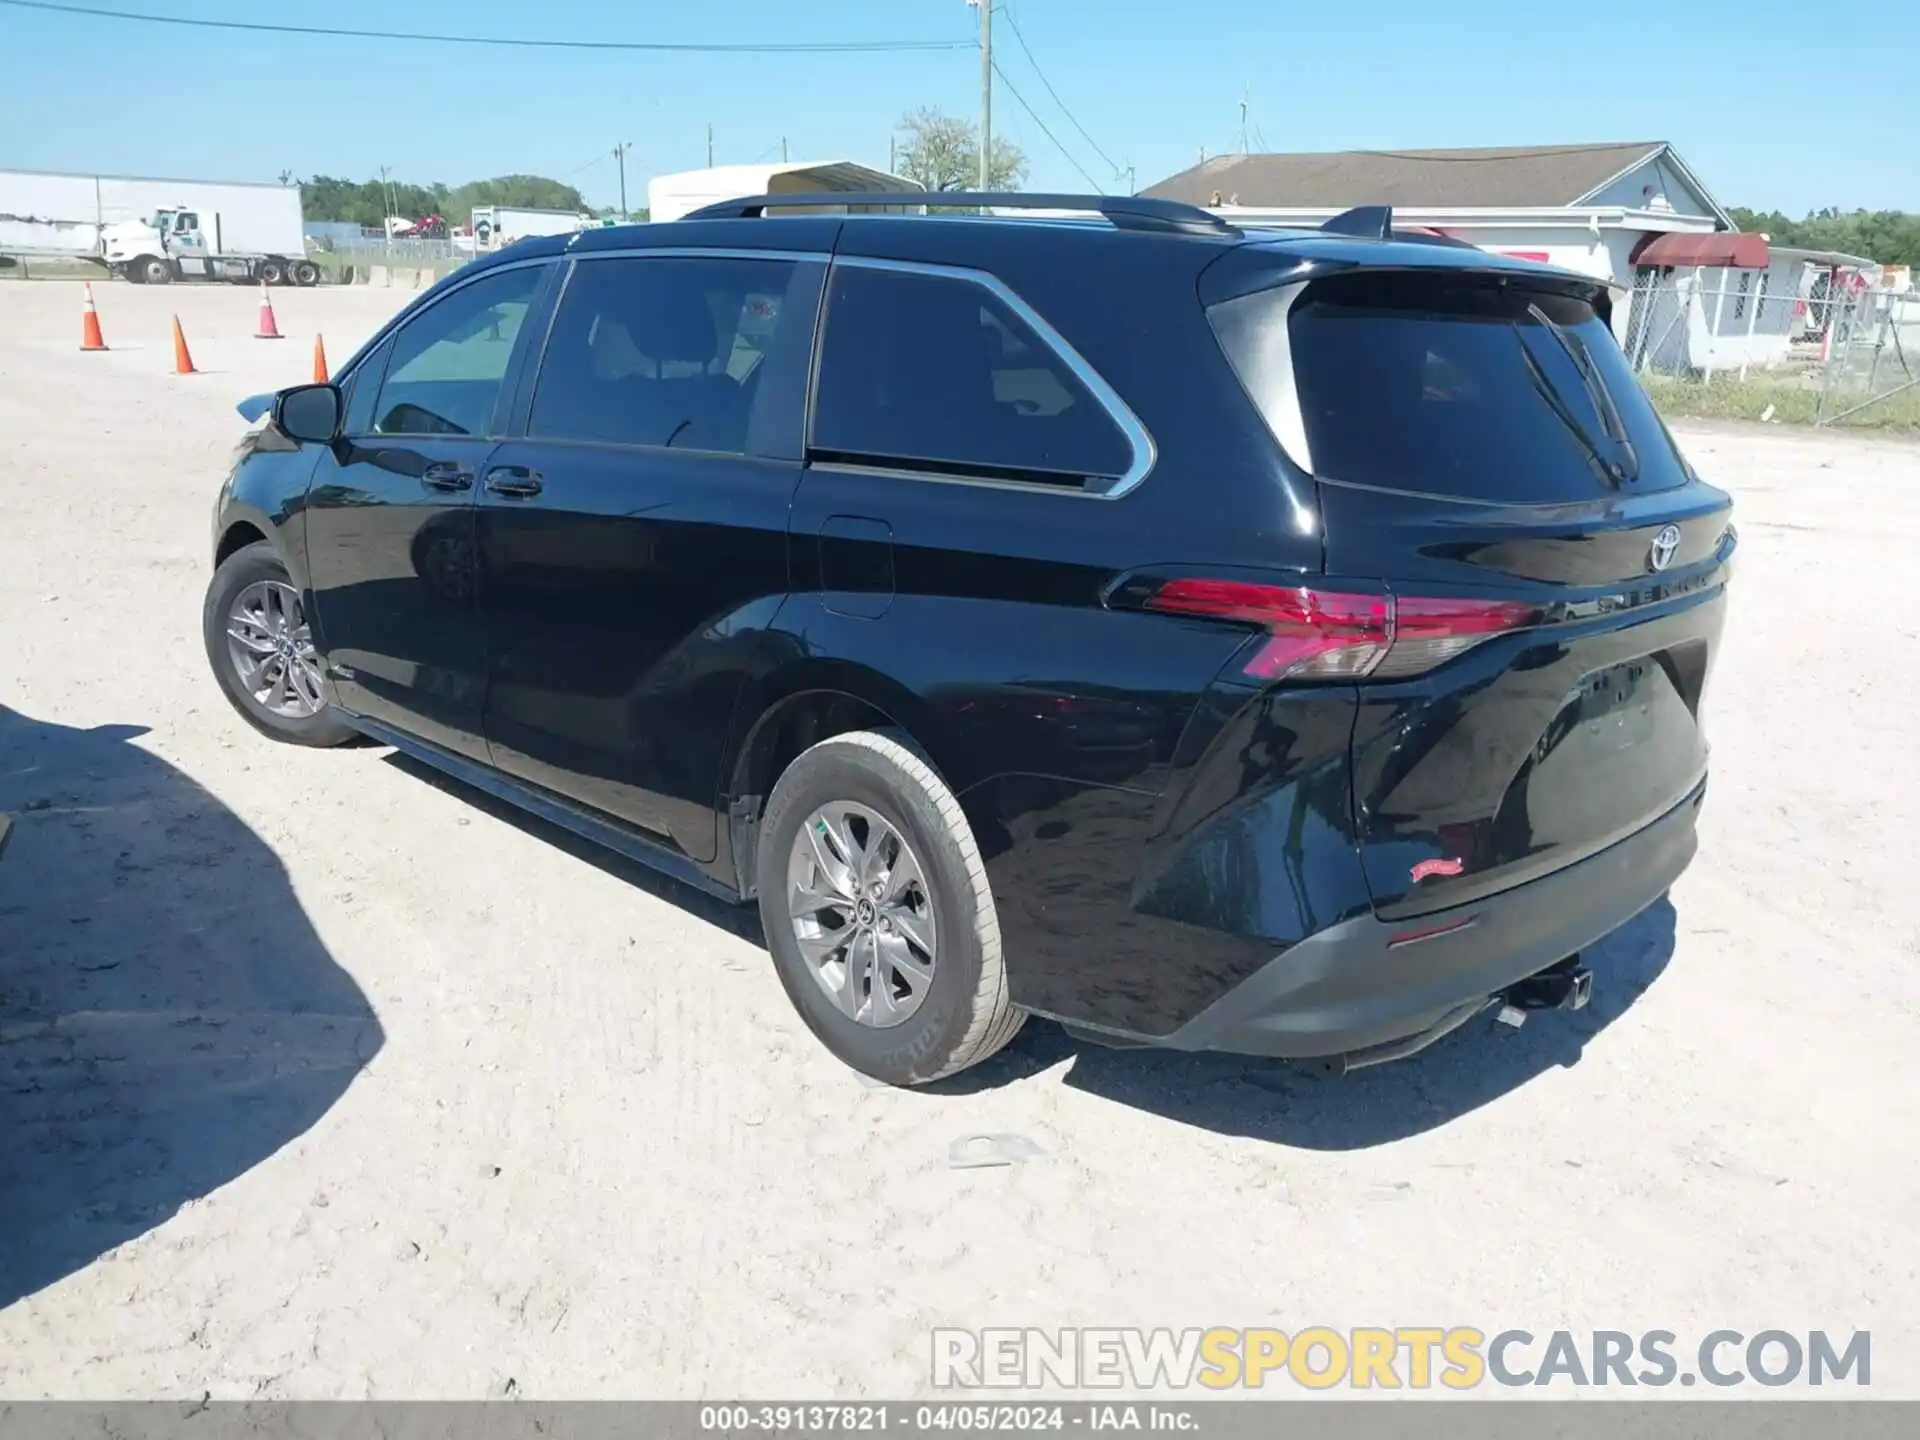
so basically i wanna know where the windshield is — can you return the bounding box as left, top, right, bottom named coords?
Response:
left=1211, top=271, right=1691, bottom=502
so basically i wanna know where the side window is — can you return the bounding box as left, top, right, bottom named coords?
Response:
left=811, top=264, right=1133, bottom=487
left=528, top=254, right=815, bottom=456
left=371, top=264, right=546, bottom=438
left=340, top=336, right=392, bottom=436
left=176, top=213, right=198, bottom=233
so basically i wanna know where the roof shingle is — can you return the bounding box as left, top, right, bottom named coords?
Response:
left=1142, top=142, right=1667, bottom=209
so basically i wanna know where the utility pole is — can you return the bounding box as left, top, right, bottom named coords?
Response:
left=976, top=0, right=992, bottom=190
left=781, top=136, right=788, bottom=164
left=1239, top=86, right=1249, bottom=154
left=707, top=123, right=714, bottom=168
left=613, top=141, right=630, bottom=221
left=1124, top=162, right=1136, bottom=196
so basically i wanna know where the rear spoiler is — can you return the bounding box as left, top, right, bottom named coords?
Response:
left=1322, top=204, right=1480, bottom=250
left=1200, top=240, right=1624, bottom=310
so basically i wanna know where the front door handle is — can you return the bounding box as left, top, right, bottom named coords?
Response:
left=484, top=465, right=544, bottom=499
left=420, top=462, right=473, bottom=492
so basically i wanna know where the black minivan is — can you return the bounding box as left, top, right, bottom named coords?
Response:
left=204, top=194, right=1732, bottom=1085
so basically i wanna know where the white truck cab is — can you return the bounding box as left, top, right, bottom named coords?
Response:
left=104, top=205, right=316, bottom=286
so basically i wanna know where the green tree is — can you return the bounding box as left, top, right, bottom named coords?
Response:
left=301, top=173, right=586, bottom=230
left=448, top=175, right=589, bottom=219
left=1729, top=205, right=1920, bottom=269
left=893, top=107, right=1026, bottom=191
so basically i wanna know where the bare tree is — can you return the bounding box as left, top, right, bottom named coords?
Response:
left=894, top=107, right=1026, bottom=191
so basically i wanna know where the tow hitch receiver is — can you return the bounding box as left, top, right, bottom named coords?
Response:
left=1500, top=956, right=1593, bottom=1013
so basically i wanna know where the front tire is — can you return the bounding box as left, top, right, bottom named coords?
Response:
left=202, top=541, right=355, bottom=747
left=757, top=731, right=1023, bottom=1085
left=139, top=256, right=172, bottom=285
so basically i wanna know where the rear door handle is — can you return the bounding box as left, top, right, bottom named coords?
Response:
left=420, top=462, right=473, bottom=492
left=484, top=466, right=544, bottom=498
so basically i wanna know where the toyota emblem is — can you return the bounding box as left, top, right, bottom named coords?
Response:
left=1648, top=524, right=1681, bottom=572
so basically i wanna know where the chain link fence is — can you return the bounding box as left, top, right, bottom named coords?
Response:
left=303, top=232, right=471, bottom=286
left=1623, top=265, right=1918, bottom=428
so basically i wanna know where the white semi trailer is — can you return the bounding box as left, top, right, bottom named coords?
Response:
left=0, top=169, right=314, bottom=284
left=469, top=205, right=592, bottom=252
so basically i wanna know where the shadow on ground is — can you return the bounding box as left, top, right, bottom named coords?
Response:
left=949, top=898, right=1679, bottom=1147
left=380, top=751, right=765, bottom=946
left=0, top=705, right=382, bottom=1309
left=377, top=746, right=1674, bottom=1150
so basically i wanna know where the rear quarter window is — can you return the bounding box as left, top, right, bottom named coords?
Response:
left=811, top=263, right=1135, bottom=489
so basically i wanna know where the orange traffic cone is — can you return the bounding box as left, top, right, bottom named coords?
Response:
left=80, top=282, right=108, bottom=351
left=312, top=334, right=328, bottom=383
left=255, top=280, right=283, bottom=339
left=171, top=315, right=197, bottom=375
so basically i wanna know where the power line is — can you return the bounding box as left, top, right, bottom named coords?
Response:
left=989, top=60, right=1102, bottom=193
left=561, top=151, right=614, bottom=181
left=0, top=0, right=974, bottom=51
left=999, top=6, right=1120, bottom=178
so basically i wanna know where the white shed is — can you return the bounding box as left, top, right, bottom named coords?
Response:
left=647, top=161, right=917, bottom=224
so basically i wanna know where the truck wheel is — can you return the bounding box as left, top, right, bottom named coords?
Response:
left=138, top=256, right=171, bottom=285
left=257, top=259, right=287, bottom=286
left=757, top=730, right=1023, bottom=1086
left=290, top=260, right=321, bottom=287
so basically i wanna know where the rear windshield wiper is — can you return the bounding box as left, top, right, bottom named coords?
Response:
left=1527, top=302, right=1640, bottom=482
left=1510, top=329, right=1627, bottom=488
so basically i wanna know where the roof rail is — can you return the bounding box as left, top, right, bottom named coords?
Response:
left=1321, top=205, right=1393, bottom=240
left=682, top=191, right=1241, bottom=238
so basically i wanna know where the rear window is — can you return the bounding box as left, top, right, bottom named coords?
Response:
left=1211, top=271, right=1690, bottom=501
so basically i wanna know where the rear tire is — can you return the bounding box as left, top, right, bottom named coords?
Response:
left=202, top=541, right=356, bottom=748
left=256, top=259, right=287, bottom=286
left=290, top=259, right=321, bottom=287
left=757, top=730, right=1023, bottom=1085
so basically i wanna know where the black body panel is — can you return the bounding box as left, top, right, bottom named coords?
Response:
left=1321, top=479, right=1733, bottom=917
left=476, top=442, right=801, bottom=861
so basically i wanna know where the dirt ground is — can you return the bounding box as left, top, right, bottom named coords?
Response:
left=1, top=278, right=1916, bottom=1399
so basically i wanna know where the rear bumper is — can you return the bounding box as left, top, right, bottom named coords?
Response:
left=1157, top=779, right=1704, bottom=1061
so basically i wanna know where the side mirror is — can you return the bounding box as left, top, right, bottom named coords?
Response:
left=274, top=383, right=343, bottom=445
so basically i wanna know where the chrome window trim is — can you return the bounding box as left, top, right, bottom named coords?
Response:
left=808, top=458, right=1115, bottom=501
left=821, top=255, right=1158, bottom=499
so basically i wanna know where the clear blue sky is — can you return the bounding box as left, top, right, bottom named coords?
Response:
left=0, top=0, right=1912, bottom=217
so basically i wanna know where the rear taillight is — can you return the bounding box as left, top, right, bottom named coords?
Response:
left=1142, top=580, right=1536, bottom=683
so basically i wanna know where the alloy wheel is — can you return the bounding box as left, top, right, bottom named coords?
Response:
left=787, top=801, right=938, bottom=1028
left=226, top=580, right=325, bottom=718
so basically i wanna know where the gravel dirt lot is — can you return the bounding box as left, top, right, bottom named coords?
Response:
left=1, top=278, right=1916, bottom=1399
